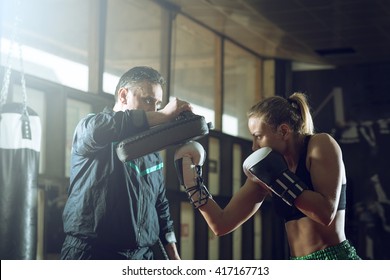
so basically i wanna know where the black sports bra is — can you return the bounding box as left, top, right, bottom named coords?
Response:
left=272, top=135, right=347, bottom=222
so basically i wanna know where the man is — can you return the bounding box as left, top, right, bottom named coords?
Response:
left=61, top=66, right=190, bottom=259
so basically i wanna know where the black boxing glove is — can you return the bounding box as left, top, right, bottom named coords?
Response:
left=243, top=147, right=307, bottom=206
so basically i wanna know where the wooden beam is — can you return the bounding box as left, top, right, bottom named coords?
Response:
left=88, top=0, right=106, bottom=94
left=214, top=36, right=223, bottom=130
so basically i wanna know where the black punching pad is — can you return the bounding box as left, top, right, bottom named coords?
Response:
left=0, top=103, right=41, bottom=259
left=116, top=111, right=211, bottom=162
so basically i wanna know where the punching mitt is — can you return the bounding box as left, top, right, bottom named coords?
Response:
left=174, top=141, right=212, bottom=208
left=116, top=111, right=212, bottom=162
left=243, top=147, right=307, bottom=206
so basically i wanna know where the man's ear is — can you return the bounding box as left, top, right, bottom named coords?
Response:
left=118, top=87, right=128, bottom=104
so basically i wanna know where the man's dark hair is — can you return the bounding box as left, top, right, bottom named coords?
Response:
left=114, top=66, right=166, bottom=102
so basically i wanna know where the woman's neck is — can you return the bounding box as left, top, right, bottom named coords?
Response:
left=284, top=134, right=306, bottom=170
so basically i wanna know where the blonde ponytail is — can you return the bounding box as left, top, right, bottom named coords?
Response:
left=287, top=92, right=314, bottom=134
left=248, top=92, right=314, bottom=135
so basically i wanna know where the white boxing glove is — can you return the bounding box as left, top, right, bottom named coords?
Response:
left=174, top=141, right=211, bottom=208
left=174, top=141, right=206, bottom=189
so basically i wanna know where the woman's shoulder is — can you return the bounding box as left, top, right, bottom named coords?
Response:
left=308, top=133, right=341, bottom=153
left=309, top=132, right=337, bottom=143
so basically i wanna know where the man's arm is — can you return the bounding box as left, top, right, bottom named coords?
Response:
left=164, top=242, right=181, bottom=260
left=145, top=97, right=192, bottom=127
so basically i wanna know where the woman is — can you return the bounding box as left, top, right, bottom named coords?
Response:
left=174, top=92, right=360, bottom=259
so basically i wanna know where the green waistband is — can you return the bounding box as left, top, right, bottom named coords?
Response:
left=290, top=240, right=361, bottom=260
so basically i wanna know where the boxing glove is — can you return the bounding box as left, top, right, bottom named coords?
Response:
left=174, top=141, right=212, bottom=208
left=243, top=147, right=307, bottom=206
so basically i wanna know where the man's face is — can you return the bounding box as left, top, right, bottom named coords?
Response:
left=125, top=80, right=163, bottom=112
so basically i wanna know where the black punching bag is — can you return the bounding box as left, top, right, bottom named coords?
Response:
left=0, top=102, right=41, bottom=259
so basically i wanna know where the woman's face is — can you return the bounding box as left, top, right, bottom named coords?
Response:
left=248, top=116, right=284, bottom=152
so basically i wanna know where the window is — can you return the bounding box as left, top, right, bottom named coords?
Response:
left=171, top=15, right=217, bottom=126
left=1, top=0, right=89, bottom=91
left=103, top=0, right=164, bottom=94
left=223, top=41, right=260, bottom=140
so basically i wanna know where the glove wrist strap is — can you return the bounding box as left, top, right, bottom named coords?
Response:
left=270, top=170, right=307, bottom=206
left=186, top=184, right=212, bottom=208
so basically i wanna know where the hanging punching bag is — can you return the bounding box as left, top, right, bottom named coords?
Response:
left=0, top=102, right=41, bottom=259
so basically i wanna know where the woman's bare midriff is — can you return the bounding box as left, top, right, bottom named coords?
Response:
left=285, top=210, right=347, bottom=257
